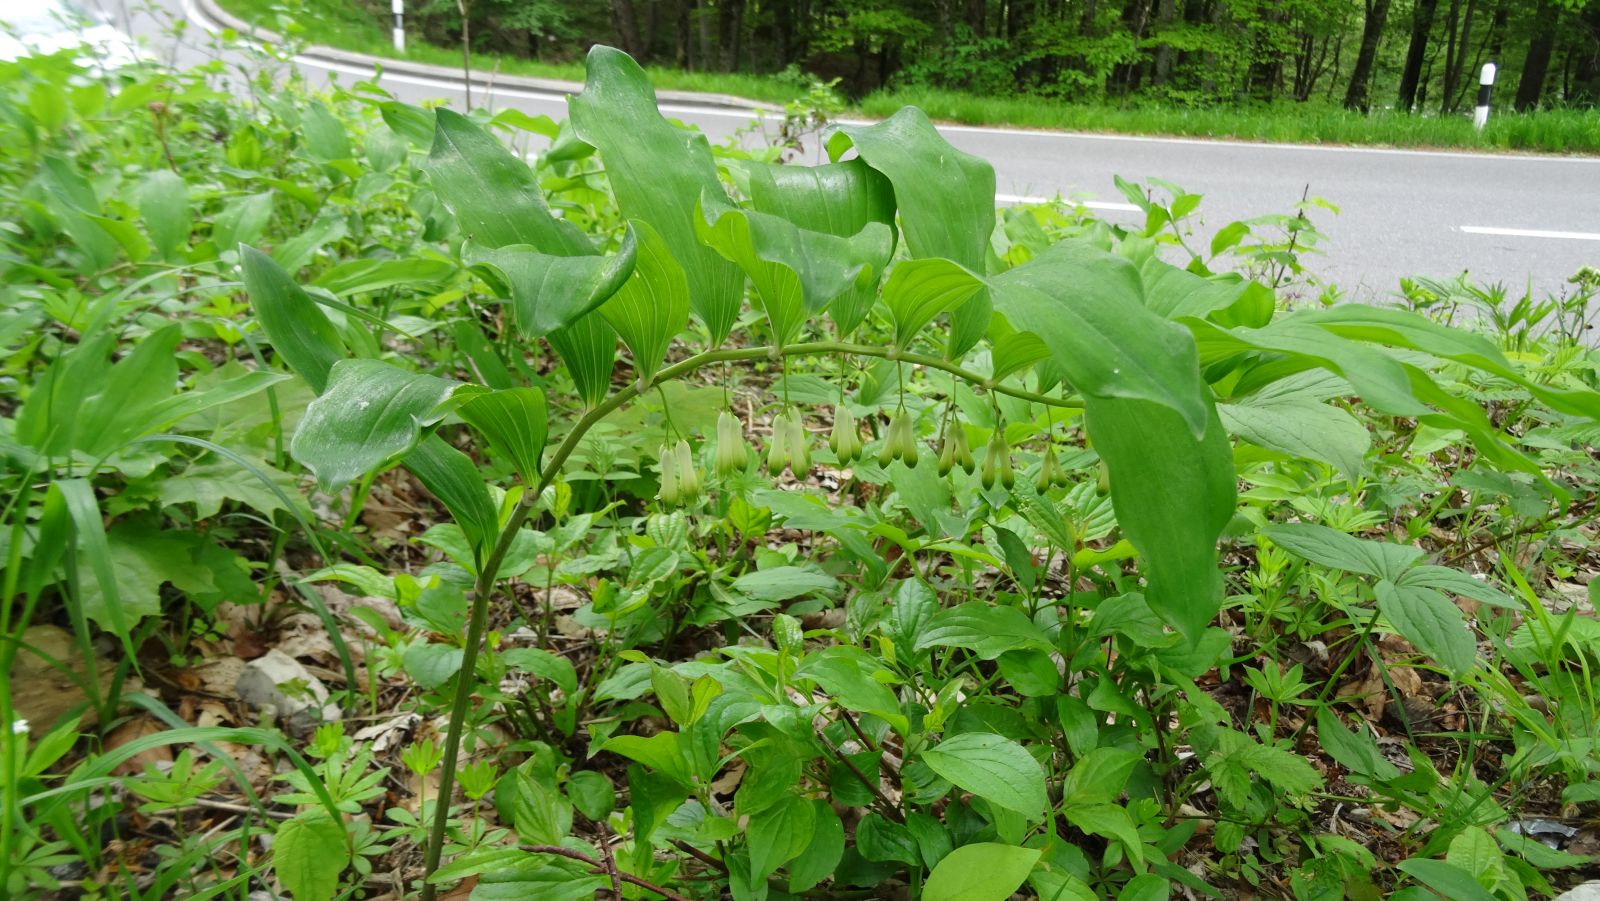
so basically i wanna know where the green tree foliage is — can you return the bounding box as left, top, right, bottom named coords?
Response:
left=387, top=0, right=1598, bottom=111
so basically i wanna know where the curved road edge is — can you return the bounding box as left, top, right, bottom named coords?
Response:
left=183, top=0, right=769, bottom=112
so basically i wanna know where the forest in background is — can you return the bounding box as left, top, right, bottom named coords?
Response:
left=378, top=0, right=1600, bottom=113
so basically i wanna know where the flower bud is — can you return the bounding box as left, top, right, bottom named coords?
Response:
left=657, top=444, right=680, bottom=505
left=890, top=413, right=919, bottom=468
left=937, top=432, right=957, bottom=476
left=786, top=409, right=811, bottom=475
left=715, top=411, right=747, bottom=477
left=675, top=439, right=700, bottom=502
left=767, top=413, right=790, bottom=476
left=1096, top=460, right=1111, bottom=496
left=1036, top=445, right=1061, bottom=493
left=829, top=406, right=862, bottom=464
left=981, top=432, right=1008, bottom=490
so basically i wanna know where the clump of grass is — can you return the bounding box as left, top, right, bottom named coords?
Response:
left=861, top=87, right=1600, bottom=153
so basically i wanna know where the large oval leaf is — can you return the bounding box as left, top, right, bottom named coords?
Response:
left=918, top=732, right=1047, bottom=817
left=598, top=219, right=690, bottom=385
left=464, top=230, right=636, bottom=338
left=569, top=46, right=745, bottom=343
left=291, top=359, right=457, bottom=491
left=424, top=108, right=591, bottom=255
left=922, top=843, right=1040, bottom=901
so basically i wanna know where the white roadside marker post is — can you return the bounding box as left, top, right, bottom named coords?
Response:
left=392, top=0, right=405, bottom=53
left=1474, top=62, right=1497, bottom=131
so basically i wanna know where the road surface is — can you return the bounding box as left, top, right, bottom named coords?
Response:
left=122, top=0, right=1600, bottom=302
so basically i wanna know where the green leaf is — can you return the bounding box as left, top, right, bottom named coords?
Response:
left=290, top=359, right=457, bottom=491
left=241, top=245, right=346, bottom=394
left=916, top=601, right=1052, bottom=659
left=60, top=480, right=132, bottom=645
left=456, top=386, right=549, bottom=486
left=402, top=642, right=464, bottom=690
left=1315, top=708, right=1400, bottom=782
left=1062, top=747, right=1141, bottom=805
left=499, top=648, right=578, bottom=695
left=1447, top=827, right=1505, bottom=891
left=424, top=108, right=591, bottom=255
left=302, top=101, right=352, bottom=161
left=922, top=843, right=1040, bottom=901
left=857, top=813, right=920, bottom=865
left=1263, top=522, right=1423, bottom=581
left=788, top=801, right=843, bottom=893
left=795, top=646, right=909, bottom=733
left=404, top=435, right=499, bottom=562
left=991, top=241, right=1208, bottom=435
left=312, top=257, right=458, bottom=296
left=1064, top=803, right=1145, bottom=868
left=510, top=768, right=573, bottom=845
left=1396, top=859, right=1499, bottom=901
left=730, top=566, right=838, bottom=602
left=919, top=732, right=1047, bottom=817
left=1219, top=373, right=1370, bottom=482
left=696, top=196, right=892, bottom=345
left=1117, top=873, right=1170, bottom=901
left=75, top=324, right=181, bottom=455
left=1397, top=566, right=1518, bottom=609
left=271, top=207, right=348, bottom=275
left=1375, top=579, right=1477, bottom=676
left=273, top=813, right=348, bottom=900
left=740, top=158, right=896, bottom=334
left=214, top=192, right=275, bottom=255
left=134, top=169, right=190, bottom=260
left=465, top=232, right=637, bottom=338
left=597, top=219, right=690, bottom=384
left=601, top=732, right=692, bottom=787
left=882, top=258, right=985, bottom=349
left=832, top=107, right=995, bottom=355
left=1085, top=400, right=1235, bottom=639
left=569, top=46, right=745, bottom=342
left=565, top=770, right=615, bottom=821
left=747, top=792, right=816, bottom=882
left=546, top=312, right=618, bottom=409
left=160, top=455, right=306, bottom=519
left=1304, top=304, right=1600, bottom=422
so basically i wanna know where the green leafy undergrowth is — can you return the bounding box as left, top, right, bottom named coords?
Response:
left=3, top=34, right=1600, bottom=901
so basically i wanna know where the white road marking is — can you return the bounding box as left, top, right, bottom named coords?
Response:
left=996, top=193, right=1140, bottom=212
left=1460, top=225, right=1600, bottom=241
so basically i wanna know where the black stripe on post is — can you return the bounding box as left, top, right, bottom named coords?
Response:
left=1477, top=84, right=1493, bottom=107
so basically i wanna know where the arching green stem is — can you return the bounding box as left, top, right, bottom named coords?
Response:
left=418, top=340, right=1081, bottom=898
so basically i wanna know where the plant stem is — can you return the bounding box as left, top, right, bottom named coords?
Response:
left=417, top=498, right=534, bottom=901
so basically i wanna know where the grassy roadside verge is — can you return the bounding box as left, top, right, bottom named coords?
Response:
left=221, top=0, right=1600, bottom=154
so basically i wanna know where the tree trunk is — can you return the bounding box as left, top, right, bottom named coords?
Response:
left=717, top=0, right=745, bottom=72
left=610, top=0, right=644, bottom=59
left=1397, top=0, right=1440, bottom=111
left=676, top=0, right=691, bottom=68
left=1514, top=4, right=1558, bottom=110
left=1151, top=0, right=1176, bottom=86
left=1440, top=0, right=1469, bottom=112
left=1343, top=0, right=1393, bottom=112
left=1573, top=3, right=1600, bottom=105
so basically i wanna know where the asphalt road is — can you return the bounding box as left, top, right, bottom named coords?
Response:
left=125, top=0, right=1600, bottom=302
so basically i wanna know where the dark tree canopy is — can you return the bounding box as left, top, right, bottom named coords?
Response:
left=394, top=0, right=1598, bottom=112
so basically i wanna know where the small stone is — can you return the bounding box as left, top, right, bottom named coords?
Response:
left=235, top=648, right=340, bottom=732
left=1556, top=884, right=1600, bottom=901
